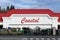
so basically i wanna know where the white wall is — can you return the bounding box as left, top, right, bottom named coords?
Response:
left=2, top=14, right=58, bottom=29
left=0, top=22, right=3, bottom=25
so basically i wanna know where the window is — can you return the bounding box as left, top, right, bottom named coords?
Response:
left=58, top=25, right=60, bottom=29
left=0, top=25, right=3, bottom=29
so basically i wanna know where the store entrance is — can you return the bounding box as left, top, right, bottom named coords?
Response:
left=58, top=25, right=60, bottom=29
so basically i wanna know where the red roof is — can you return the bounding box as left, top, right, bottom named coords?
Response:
left=0, top=9, right=60, bottom=22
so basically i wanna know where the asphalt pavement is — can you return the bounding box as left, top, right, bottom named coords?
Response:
left=0, top=35, right=60, bottom=40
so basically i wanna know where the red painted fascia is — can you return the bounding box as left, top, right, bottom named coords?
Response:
left=0, top=9, right=60, bottom=22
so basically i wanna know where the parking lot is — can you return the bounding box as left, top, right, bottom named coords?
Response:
left=0, top=35, right=60, bottom=40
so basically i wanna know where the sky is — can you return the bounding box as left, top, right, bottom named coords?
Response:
left=0, top=0, right=60, bottom=12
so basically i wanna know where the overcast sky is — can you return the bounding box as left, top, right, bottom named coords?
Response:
left=0, top=0, right=60, bottom=12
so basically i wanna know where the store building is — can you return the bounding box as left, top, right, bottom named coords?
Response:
left=0, top=9, right=60, bottom=29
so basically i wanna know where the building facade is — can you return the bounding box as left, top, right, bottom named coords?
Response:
left=0, top=9, right=60, bottom=30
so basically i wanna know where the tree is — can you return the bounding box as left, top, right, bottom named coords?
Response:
left=2, top=8, right=6, bottom=12
left=0, top=6, right=1, bottom=10
left=0, top=6, right=1, bottom=12
left=10, top=5, right=15, bottom=10
left=6, top=6, right=10, bottom=11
